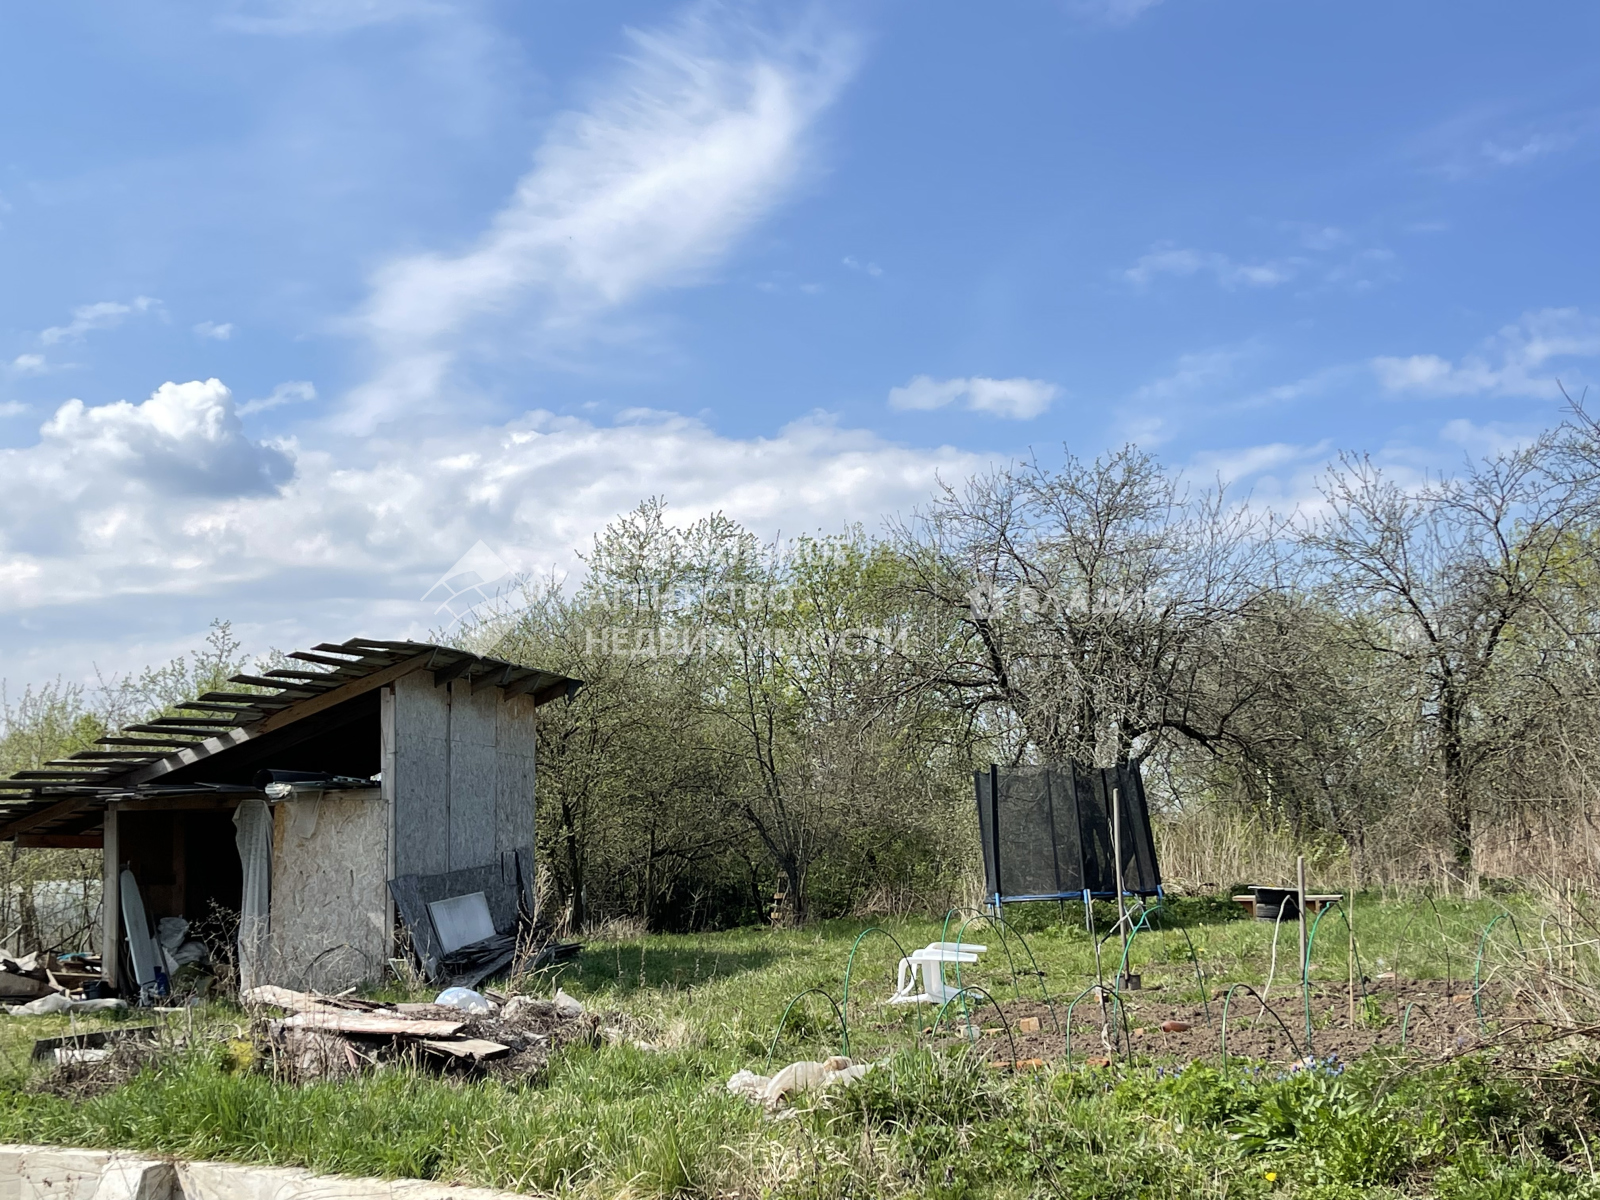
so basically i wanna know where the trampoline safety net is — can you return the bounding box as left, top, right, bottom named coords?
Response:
left=974, top=762, right=1161, bottom=902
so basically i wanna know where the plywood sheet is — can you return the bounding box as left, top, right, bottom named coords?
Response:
left=268, top=790, right=389, bottom=992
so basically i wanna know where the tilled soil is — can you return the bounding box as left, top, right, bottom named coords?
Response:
left=923, top=978, right=1555, bottom=1065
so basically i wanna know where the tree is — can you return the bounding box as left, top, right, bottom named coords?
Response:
left=1302, top=436, right=1598, bottom=873
left=894, top=445, right=1278, bottom=767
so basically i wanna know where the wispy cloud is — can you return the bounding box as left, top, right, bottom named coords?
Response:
left=218, top=0, right=444, bottom=35
left=1124, top=245, right=1299, bottom=289
left=194, top=321, right=235, bottom=341
left=340, top=4, right=859, bottom=431
left=9, top=354, right=48, bottom=376
left=1132, top=348, right=1247, bottom=403
left=888, top=375, right=1058, bottom=419
left=40, top=297, right=162, bottom=346
left=1372, top=308, right=1600, bottom=399
left=1420, top=104, right=1600, bottom=180
left=1066, top=0, right=1166, bottom=26
left=239, top=380, right=317, bottom=415
left=842, top=255, right=882, bottom=277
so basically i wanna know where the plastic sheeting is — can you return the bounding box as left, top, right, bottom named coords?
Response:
left=233, top=798, right=272, bottom=992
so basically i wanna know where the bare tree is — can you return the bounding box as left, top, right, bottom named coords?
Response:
left=894, top=445, right=1279, bottom=767
left=1302, top=435, right=1598, bottom=873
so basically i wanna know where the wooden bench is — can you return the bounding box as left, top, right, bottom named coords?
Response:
left=1231, top=890, right=1342, bottom=920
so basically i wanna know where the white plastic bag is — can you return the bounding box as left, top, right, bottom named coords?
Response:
left=434, top=986, right=494, bottom=1014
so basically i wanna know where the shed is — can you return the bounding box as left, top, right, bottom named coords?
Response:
left=0, top=637, right=578, bottom=994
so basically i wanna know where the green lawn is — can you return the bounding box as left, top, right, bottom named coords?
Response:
left=0, top=894, right=1591, bottom=1199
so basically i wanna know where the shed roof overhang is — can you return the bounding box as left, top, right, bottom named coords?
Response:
left=0, top=637, right=579, bottom=840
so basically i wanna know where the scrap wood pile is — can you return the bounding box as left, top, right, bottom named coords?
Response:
left=1, top=951, right=125, bottom=1015
left=243, top=985, right=599, bottom=1080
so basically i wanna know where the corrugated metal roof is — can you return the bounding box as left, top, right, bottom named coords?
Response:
left=0, top=637, right=578, bottom=837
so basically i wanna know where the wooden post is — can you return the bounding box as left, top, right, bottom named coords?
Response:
left=1347, top=855, right=1356, bottom=1027
left=1112, top=786, right=1129, bottom=983
left=1296, top=854, right=1308, bottom=988
left=101, top=802, right=119, bottom=991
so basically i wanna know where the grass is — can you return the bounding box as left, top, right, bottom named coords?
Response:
left=0, top=893, right=1591, bottom=1199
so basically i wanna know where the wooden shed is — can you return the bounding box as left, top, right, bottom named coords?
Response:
left=0, top=638, right=578, bottom=994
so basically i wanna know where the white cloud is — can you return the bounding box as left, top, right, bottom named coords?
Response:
left=0, top=402, right=26, bottom=418
left=194, top=321, right=235, bottom=341
left=842, top=255, right=882, bottom=277
left=0, top=380, right=979, bottom=616
left=39, top=297, right=161, bottom=346
left=1372, top=308, right=1600, bottom=398
left=341, top=6, right=858, bottom=431
left=1124, top=245, right=1300, bottom=289
left=1132, top=348, right=1245, bottom=404
left=9, top=354, right=47, bottom=375
left=239, top=380, right=317, bottom=416
left=888, top=375, right=1058, bottom=420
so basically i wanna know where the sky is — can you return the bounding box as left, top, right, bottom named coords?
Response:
left=2, top=0, right=1598, bottom=688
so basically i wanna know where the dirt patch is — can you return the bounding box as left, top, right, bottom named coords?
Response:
left=925, top=978, right=1561, bottom=1065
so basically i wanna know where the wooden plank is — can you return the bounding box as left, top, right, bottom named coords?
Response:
left=114, top=796, right=245, bottom=812
left=0, top=796, right=94, bottom=840
left=278, top=1011, right=465, bottom=1038
left=420, top=1038, right=509, bottom=1060
left=252, top=651, right=434, bottom=735
left=18, top=834, right=102, bottom=848
left=531, top=679, right=579, bottom=707
left=228, top=674, right=324, bottom=692
left=432, top=656, right=476, bottom=685
left=98, top=737, right=203, bottom=747
left=293, top=650, right=379, bottom=668
left=243, top=985, right=349, bottom=1013
left=471, top=665, right=517, bottom=695
left=125, top=724, right=234, bottom=738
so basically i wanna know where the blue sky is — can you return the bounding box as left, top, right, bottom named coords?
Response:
left=3, top=0, right=1598, bottom=686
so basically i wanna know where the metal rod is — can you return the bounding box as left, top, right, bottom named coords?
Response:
left=1297, top=854, right=1309, bottom=985
left=989, top=763, right=1002, bottom=912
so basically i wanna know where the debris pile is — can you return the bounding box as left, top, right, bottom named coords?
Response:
left=1, top=950, right=111, bottom=1010
left=245, top=985, right=599, bottom=1080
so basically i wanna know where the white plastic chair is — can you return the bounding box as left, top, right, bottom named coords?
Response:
left=887, top=942, right=988, bottom=1005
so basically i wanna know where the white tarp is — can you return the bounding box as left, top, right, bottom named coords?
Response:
left=233, top=799, right=272, bottom=991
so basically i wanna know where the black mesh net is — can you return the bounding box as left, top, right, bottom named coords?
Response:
left=975, top=762, right=1161, bottom=901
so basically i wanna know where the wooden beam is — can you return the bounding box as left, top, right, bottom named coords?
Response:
left=145, top=716, right=242, bottom=727
left=113, top=795, right=245, bottom=812
left=472, top=664, right=517, bottom=695
left=292, top=650, right=378, bottom=669
left=502, top=670, right=554, bottom=700
left=265, top=668, right=352, bottom=682
left=0, top=796, right=92, bottom=841
left=102, top=802, right=118, bottom=991
left=119, top=651, right=434, bottom=787
left=59, top=752, right=162, bottom=760
left=531, top=679, right=582, bottom=707
left=18, top=834, right=102, bottom=849
left=432, top=655, right=476, bottom=685
left=196, top=691, right=291, bottom=706
left=125, top=724, right=235, bottom=739
left=98, top=737, right=203, bottom=748
left=227, top=674, right=324, bottom=692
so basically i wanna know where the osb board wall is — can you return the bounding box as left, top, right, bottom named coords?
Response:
left=387, top=673, right=537, bottom=879
left=268, top=788, right=389, bottom=991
